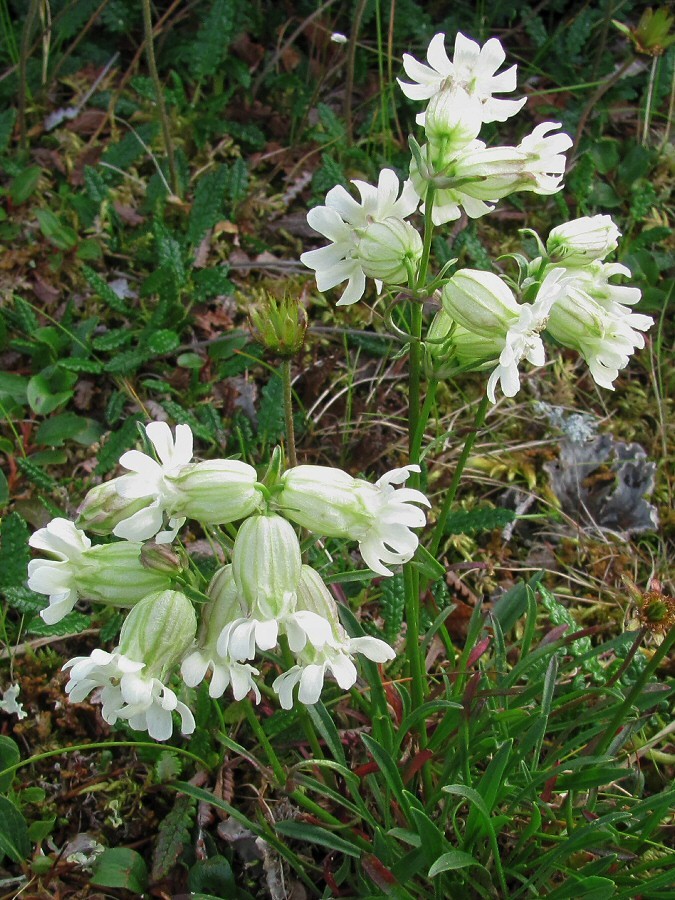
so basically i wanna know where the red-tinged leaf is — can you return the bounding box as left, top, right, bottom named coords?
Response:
left=353, top=761, right=379, bottom=778
left=541, top=772, right=559, bottom=803
left=323, top=853, right=342, bottom=896
left=467, top=635, right=491, bottom=667
left=539, top=624, right=570, bottom=646
left=384, top=681, right=403, bottom=725
left=362, top=853, right=398, bottom=889
left=403, top=749, right=433, bottom=783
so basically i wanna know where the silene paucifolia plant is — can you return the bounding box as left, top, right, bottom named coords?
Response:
left=26, top=30, right=653, bottom=744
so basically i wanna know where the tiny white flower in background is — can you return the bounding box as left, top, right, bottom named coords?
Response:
left=545, top=262, right=652, bottom=390
left=277, top=464, right=430, bottom=577
left=27, top=518, right=171, bottom=624
left=330, top=32, right=348, bottom=44
left=63, top=590, right=197, bottom=741
left=273, top=566, right=395, bottom=709
left=300, top=168, right=419, bottom=306
left=0, top=684, right=27, bottom=720
left=181, top=566, right=261, bottom=703
left=547, top=215, right=621, bottom=265
left=398, top=32, right=526, bottom=124
left=114, top=421, right=194, bottom=543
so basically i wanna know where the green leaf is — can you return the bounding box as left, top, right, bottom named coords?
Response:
left=2, top=586, right=44, bottom=614
left=0, top=796, right=30, bottom=863
left=188, top=855, right=236, bottom=896
left=0, top=736, right=20, bottom=791
left=257, top=372, right=285, bottom=446
left=192, top=266, right=232, bottom=301
left=0, top=512, right=29, bottom=589
left=380, top=574, right=405, bottom=644
left=274, top=820, right=362, bottom=857
left=411, top=544, right=445, bottom=579
left=25, top=611, right=91, bottom=636
left=27, top=818, right=56, bottom=843
left=361, top=734, right=409, bottom=817
left=225, top=156, right=248, bottom=205
left=36, top=413, right=103, bottom=447
left=0, top=469, right=7, bottom=508
left=151, top=793, right=196, bottom=881
left=0, top=371, right=29, bottom=405
left=100, top=122, right=156, bottom=172
left=81, top=265, right=129, bottom=314
left=90, top=847, right=149, bottom=894
left=104, top=347, right=151, bottom=374
left=35, top=209, right=78, bottom=251
left=443, top=506, right=515, bottom=536
left=95, top=415, right=144, bottom=475
left=10, top=166, right=41, bottom=205
left=57, top=357, right=103, bottom=374
left=546, top=876, right=617, bottom=899
left=16, top=456, right=57, bottom=491
left=188, top=165, right=229, bottom=245
left=26, top=373, right=74, bottom=415
left=428, top=849, right=485, bottom=877
left=188, top=0, right=241, bottom=79
left=147, top=329, right=180, bottom=355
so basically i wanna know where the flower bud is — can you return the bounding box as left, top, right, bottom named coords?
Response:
left=249, top=291, right=308, bottom=358
left=168, top=460, right=265, bottom=524
left=547, top=215, right=620, bottom=265
left=355, top=217, right=423, bottom=284
left=232, top=514, right=302, bottom=619
left=119, top=589, right=197, bottom=680
left=140, top=542, right=182, bottom=575
left=77, top=480, right=153, bottom=536
left=442, top=269, right=520, bottom=338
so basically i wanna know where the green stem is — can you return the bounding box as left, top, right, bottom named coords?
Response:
left=140, top=0, right=179, bottom=196
left=243, top=699, right=286, bottom=785
left=281, top=358, right=297, bottom=467
left=429, top=394, right=490, bottom=559
left=411, top=378, right=438, bottom=463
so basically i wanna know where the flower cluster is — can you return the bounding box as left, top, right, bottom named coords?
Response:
left=431, top=215, right=652, bottom=400
left=300, top=31, right=651, bottom=401
left=28, top=424, right=428, bottom=740
left=302, top=31, right=572, bottom=305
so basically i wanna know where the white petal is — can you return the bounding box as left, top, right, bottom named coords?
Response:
left=118, top=449, right=162, bottom=478
left=113, top=502, right=163, bottom=541
left=336, top=270, right=367, bottom=306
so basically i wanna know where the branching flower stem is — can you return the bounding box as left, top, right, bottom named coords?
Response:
left=403, top=188, right=436, bottom=793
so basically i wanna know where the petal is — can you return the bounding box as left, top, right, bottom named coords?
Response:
left=181, top=651, right=210, bottom=687
left=478, top=37, right=506, bottom=76
left=145, top=421, right=175, bottom=466
left=307, top=205, right=352, bottom=243
left=254, top=618, right=279, bottom=651
left=335, top=269, right=367, bottom=306
left=327, top=654, right=358, bottom=690
left=325, top=185, right=366, bottom=226
left=113, top=502, right=164, bottom=541
left=176, top=701, right=196, bottom=735
left=349, top=636, right=396, bottom=662
left=298, top=664, right=326, bottom=705
left=146, top=704, right=173, bottom=741
left=427, top=32, right=453, bottom=75
left=118, top=449, right=162, bottom=478
left=316, top=258, right=360, bottom=293
left=172, top=424, right=194, bottom=467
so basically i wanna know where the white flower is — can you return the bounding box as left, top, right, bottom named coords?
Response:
left=272, top=567, right=394, bottom=708
left=423, top=86, right=483, bottom=148
left=300, top=168, right=419, bottom=306
left=547, top=215, right=621, bottom=265
left=545, top=263, right=652, bottom=390
left=180, top=566, right=260, bottom=703
left=114, top=422, right=194, bottom=543
left=232, top=514, right=302, bottom=619
left=398, top=32, right=526, bottom=124
left=277, top=464, right=430, bottom=577
left=517, top=122, right=572, bottom=194
left=28, top=519, right=169, bottom=624
left=330, top=32, right=348, bottom=44
left=485, top=268, right=566, bottom=402
left=64, top=650, right=195, bottom=741
left=0, top=684, right=27, bottom=720
left=64, top=590, right=197, bottom=741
